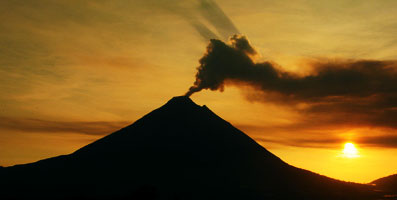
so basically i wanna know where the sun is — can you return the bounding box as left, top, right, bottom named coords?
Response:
left=342, top=142, right=359, bottom=158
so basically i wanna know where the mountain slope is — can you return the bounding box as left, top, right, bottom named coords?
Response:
left=0, top=96, right=380, bottom=199
left=372, top=174, right=397, bottom=196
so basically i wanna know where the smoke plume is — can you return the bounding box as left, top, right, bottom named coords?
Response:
left=185, top=35, right=397, bottom=99
left=185, top=35, right=397, bottom=129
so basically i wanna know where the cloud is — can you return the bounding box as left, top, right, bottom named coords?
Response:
left=357, top=135, right=397, bottom=148
left=186, top=35, right=397, bottom=133
left=0, top=117, right=129, bottom=135
left=254, top=137, right=344, bottom=149
left=254, top=133, right=397, bottom=149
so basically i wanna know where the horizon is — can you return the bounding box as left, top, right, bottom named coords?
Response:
left=1, top=0, right=397, bottom=184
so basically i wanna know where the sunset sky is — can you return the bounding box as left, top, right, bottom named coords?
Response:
left=1, top=0, right=397, bottom=183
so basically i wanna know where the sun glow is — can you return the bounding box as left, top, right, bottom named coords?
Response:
left=342, top=142, right=359, bottom=158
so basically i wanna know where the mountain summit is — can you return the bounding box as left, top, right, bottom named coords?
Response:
left=1, top=96, right=380, bottom=199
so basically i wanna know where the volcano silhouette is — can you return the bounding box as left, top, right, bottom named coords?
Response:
left=0, top=96, right=381, bottom=199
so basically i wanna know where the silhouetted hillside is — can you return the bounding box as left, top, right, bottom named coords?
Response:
left=0, top=96, right=382, bottom=200
left=372, top=174, right=397, bottom=197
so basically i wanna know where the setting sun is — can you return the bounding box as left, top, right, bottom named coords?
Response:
left=342, top=142, right=359, bottom=158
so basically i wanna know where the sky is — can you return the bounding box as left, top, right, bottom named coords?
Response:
left=1, top=0, right=397, bottom=183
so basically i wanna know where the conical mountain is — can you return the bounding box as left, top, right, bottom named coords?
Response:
left=1, top=96, right=380, bottom=199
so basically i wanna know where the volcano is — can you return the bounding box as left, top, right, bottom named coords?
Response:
left=0, top=96, right=381, bottom=199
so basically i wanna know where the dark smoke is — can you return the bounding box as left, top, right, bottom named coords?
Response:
left=185, top=35, right=397, bottom=100
left=185, top=34, right=259, bottom=96
left=185, top=35, right=397, bottom=129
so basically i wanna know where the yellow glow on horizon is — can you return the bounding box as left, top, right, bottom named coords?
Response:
left=342, top=142, right=359, bottom=158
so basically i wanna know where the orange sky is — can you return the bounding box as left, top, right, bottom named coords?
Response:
left=1, top=0, right=397, bottom=183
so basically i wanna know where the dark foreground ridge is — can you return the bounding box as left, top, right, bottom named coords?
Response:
left=0, top=96, right=385, bottom=199
left=372, top=174, right=397, bottom=198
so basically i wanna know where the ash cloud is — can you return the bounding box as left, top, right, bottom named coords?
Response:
left=185, top=35, right=397, bottom=130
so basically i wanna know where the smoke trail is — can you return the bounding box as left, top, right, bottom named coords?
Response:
left=185, top=35, right=397, bottom=100
left=185, top=34, right=397, bottom=129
